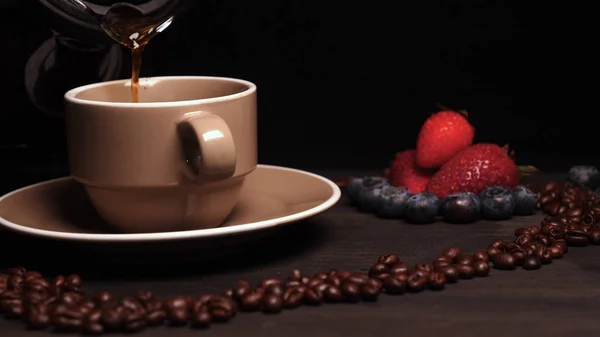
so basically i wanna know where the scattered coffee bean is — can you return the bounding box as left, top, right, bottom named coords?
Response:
left=473, top=261, right=490, bottom=277
left=282, top=287, right=304, bottom=309
left=406, top=273, right=427, bottom=293
left=436, top=265, right=459, bottom=283
left=455, top=264, right=475, bottom=279
left=492, top=253, right=516, bottom=270
left=522, top=255, right=542, bottom=270
left=443, top=247, right=462, bottom=261
left=191, top=307, right=212, bottom=329
left=261, top=294, right=283, bottom=314
left=377, top=254, right=400, bottom=267
left=427, top=272, right=446, bottom=290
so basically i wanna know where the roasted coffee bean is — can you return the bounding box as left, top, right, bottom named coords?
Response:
left=511, top=250, right=526, bottom=266
left=144, top=300, right=166, bottom=326
left=565, top=230, right=590, bottom=246
left=59, top=292, right=84, bottom=305
left=539, top=193, right=556, bottom=206
left=486, top=246, right=502, bottom=259
left=522, top=255, right=542, bottom=270
left=261, top=294, right=283, bottom=314
left=539, top=249, right=553, bottom=264
left=64, top=274, right=83, bottom=292
left=443, top=247, right=462, bottom=261
left=323, top=285, right=344, bottom=303
left=288, top=269, right=303, bottom=281
left=492, top=253, right=516, bottom=270
left=490, top=240, right=506, bottom=250
left=314, top=282, right=330, bottom=294
left=514, top=227, right=530, bottom=236
left=389, top=262, right=411, bottom=274
left=313, top=272, right=328, bottom=280
left=165, top=297, right=190, bottom=326
left=324, top=275, right=342, bottom=288
left=50, top=275, right=65, bottom=296
left=336, top=270, right=352, bottom=280
left=282, top=286, right=305, bottom=309
left=52, top=303, right=89, bottom=331
left=455, top=264, right=475, bottom=279
left=589, top=228, right=600, bottom=244
left=259, top=277, right=282, bottom=289
left=414, top=263, right=434, bottom=274
left=435, top=255, right=453, bottom=264
left=537, top=235, right=551, bottom=246
left=81, top=309, right=103, bottom=334
left=553, top=239, right=569, bottom=253
left=340, top=281, right=361, bottom=303
left=6, top=274, right=23, bottom=292
left=547, top=244, right=564, bottom=258
left=427, top=272, right=446, bottom=290
left=473, top=261, right=490, bottom=277
left=433, top=260, right=451, bottom=269
left=264, top=284, right=284, bottom=297
left=232, top=280, right=252, bottom=300
left=377, top=254, right=400, bottom=267
left=1, top=290, right=23, bottom=318
left=515, top=234, right=533, bottom=246
left=303, top=288, right=323, bottom=305
left=306, top=278, right=323, bottom=289
left=344, top=273, right=367, bottom=285
left=455, top=255, right=474, bottom=266
left=472, top=251, right=489, bottom=263
left=544, top=181, right=559, bottom=192
left=436, top=265, right=459, bottom=283
left=382, top=274, right=406, bottom=295
left=406, top=272, right=427, bottom=293
left=191, top=307, right=212, bottom=329
left=360, top=282, right=380, bottom=301
left=24, top=303, right=51, bottom=330
left=543, top=225, right=564, bottom=240
left=6, top=267, right=26, bottom=276
left=368, top=263, right=389, bottom=277
left=121, top=297, right=147, bottom=332
left=543, top=200, right=560, bottom=215
left=240, top=292, right=263, bottom=311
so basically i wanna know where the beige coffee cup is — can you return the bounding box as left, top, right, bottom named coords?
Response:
left=64, top=76, right=257, bottom=233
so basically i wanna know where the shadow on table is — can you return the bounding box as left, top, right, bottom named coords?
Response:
left=0, top=217, right=333, bottom=281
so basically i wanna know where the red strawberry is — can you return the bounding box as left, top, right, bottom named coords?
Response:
left=416, top=108, right=475, bottom=169
left=425, top=143, right=519, bottom=199
left=388, top=150, right=435, bottom=193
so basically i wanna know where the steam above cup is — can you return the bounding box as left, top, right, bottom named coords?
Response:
left=64, top=76, right=257, bottom=233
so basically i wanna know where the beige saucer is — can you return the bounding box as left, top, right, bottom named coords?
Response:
left=0, top=165, right=341, bottom=243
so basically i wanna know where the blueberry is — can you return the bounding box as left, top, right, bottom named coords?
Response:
left=346, top=177, right=365, bottom=204
left=512, top=185, right=537, bottom=215
left=375, top=186, right=412, bottom=218
left=568, top=165, right=600, bottom=188
left=441, top=192, right=480, bottom=224
left=479, top=185, right=515, bottom=220
left=354, top=176, right=389, bottom=212
left=404, top=192, right=441, bottom=224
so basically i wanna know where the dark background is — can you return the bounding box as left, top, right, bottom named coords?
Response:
left=1, top=0, right=596, bottom=182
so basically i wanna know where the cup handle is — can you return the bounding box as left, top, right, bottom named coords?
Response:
left=177, top=111, right=236, bottom=179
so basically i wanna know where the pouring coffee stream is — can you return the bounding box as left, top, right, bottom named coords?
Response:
left=42, top=0, right=177, bottom=102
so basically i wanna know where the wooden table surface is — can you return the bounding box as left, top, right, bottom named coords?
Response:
left=1, top=170, right=599, bottom=337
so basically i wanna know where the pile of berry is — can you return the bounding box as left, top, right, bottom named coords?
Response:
left=344, top=106, right=600, bottom=224
left=347, top=177, right=537, bottom=224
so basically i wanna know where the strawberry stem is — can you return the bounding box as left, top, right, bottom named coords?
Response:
left=436, top=103, right=468, bottom=118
